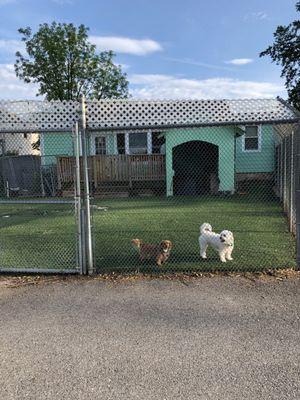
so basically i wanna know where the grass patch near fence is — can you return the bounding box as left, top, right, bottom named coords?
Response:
left=0, top=203, right=77, bottom=270
left=0, top=195, right=296, bottom=272
left=92, top=195, right=296, bottom=273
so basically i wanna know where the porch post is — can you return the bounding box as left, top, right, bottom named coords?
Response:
left=165, top=135, right=173, bottom=196
left=147, top=130, right=152, bottom=154
left=125, top=132, right=130, bottom=154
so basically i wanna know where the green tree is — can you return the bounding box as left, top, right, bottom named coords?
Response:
left=15, top=22, right=129, bottom=101
left=260, top=2, right=300, bottom=109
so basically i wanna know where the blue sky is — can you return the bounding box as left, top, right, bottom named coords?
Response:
left=0, top=0, right=298, bottom=99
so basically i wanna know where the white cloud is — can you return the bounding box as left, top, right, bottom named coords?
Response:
left=89, top=36, right=162, bottom=55
left=244, top=11, right=268, bottom=21
left=225, top=58, right=253, bottom=65
left=130, top=74, right=284, bottom=100
left=0, top=39, right=24, bottom=54
left=165, top=57, right=236, bottom=72
left=119, top=63, right=130, bottom=71
left=0, top=64, right=38, bottom=99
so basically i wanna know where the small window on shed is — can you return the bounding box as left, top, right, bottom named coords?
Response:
left=243, top=126, right=260, bottom=151
left=95, top=136, right=107, bottom=155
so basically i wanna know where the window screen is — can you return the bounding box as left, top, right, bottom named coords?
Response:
left=129, top=133, right=147, bottom=154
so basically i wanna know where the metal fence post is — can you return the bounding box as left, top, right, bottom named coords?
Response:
left=283, top=138, right=287, bottom=212
left=73, top=122, right=84, bottom=274
left=296, top=125, right=300, bottom=270
left=296, top=190, right=300, bottom=269
left=290, top=132, right=294, bottom=233
left=80, top=95, right=94, bottom=275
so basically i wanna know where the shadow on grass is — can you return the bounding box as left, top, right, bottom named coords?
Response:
left=94, top=251, right=296, bottom=274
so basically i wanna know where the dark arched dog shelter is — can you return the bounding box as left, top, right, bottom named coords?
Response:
left=172, top=141, right=219, bottom=196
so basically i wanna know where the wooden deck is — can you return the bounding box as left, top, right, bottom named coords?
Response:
left=57, top=154, right=166, bottom=189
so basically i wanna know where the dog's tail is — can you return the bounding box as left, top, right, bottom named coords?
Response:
left=200, top=223, right=213, bottom=234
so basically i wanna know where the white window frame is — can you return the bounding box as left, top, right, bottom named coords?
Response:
left=124, top=130, right=152, bottom=155
left=242, top=125, right=262, bottom=153
left=91, top=134, right=108, bottom=155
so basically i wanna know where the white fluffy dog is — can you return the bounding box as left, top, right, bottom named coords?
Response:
left=199, top=223, right=234, bottom=263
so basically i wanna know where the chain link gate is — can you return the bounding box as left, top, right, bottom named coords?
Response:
left=0, top=130, right=82, bottom=273
left=0, top=97, right=299, bottom=275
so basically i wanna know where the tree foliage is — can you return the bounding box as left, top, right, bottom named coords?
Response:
left=15, top=22, right=129, bottom=101
left=260, top=2, right=300, bottom=109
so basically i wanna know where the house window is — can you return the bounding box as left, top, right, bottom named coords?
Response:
left=95, top=136, right=106, bottom=155
left=128, top=132, right=147, bottom=154
left=243, top=126, right=261, bottom=152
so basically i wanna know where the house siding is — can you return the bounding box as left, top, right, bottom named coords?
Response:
left=235, top=125, right=275, bottom=173
left=41, top=132, right=117, bottom=164
left=41, top=133, right=74, bottom=165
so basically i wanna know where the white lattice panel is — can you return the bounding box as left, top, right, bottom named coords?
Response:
left=0, top=98, right=298, bottom=133
left=0, top=100, right=80, bottom=133
left=86, top=98, right=298, bottom=130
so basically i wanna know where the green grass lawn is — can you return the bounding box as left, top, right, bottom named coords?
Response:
left=0, top=203, right=78, bottom=271
left=92, top=195, right=296, bottom=273
left=0, top=195, right=296, bottom=273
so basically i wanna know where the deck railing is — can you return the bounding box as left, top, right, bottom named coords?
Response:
left=57, top=154, right=166, bottom=188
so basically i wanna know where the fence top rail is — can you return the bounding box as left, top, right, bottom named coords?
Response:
left=0, top=199, right=75, bottom=204
left=0, top=97, right=299, bottom=133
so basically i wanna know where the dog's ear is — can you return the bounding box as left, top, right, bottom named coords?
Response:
left=132, top=239, right=141, bottom=248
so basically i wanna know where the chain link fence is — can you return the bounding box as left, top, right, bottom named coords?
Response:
left=0, top=131, right=80, bottom=273
left=90, top=124, right=298, bottom=273
left=0, top=98, right=299, bottom=274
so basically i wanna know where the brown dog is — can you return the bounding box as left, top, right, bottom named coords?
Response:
left=131, top=239, right=172, bottom=266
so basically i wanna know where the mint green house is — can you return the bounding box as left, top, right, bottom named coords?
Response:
left=41, top=123, right=276, bottom=197
left=41, top=97, right=297, bottom=197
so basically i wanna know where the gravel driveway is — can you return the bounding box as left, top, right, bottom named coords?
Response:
left=0, top=275, right=300, bottom=400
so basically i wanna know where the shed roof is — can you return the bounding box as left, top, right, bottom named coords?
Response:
left=0, top=98, right=298, bottom=133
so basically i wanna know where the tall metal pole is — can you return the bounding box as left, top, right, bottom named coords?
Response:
left=290, top=132, right=294, bottom=233
left=81, top=95, right=94, bottom=275
left=74, top=122, right=84, bottom=274
left=296, top=125, right=300, bottom=270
